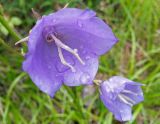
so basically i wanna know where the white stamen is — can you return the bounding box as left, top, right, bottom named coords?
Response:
left=15, top=36, right=29, bottom=45
left=121, top=90, right=138, bottom=96
left=120, top=94, right=135, bottom=104
left=51, top=35, right=85, bottom=65
left=118, top=94, right=134, bottom=107
left=57, top=46, right=75, bottom=72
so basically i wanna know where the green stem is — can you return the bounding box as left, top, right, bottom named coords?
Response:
left=0, top=15, right=21, bottom=41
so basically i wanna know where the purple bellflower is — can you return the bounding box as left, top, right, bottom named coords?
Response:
left=22, top=8, right=118, bottom=97
left=100, top=76, right=144, bottom=122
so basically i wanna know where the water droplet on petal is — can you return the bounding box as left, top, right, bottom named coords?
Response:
left=48, top=65, right=52, bottom=69
left=53, top=19, right=56, bottom=23
left=85, top=55, right=90, bottom=60
left=77, top=20, right=83, bottom=28
left=39, top=81, right=43, bottom=88
left=74, top=49, right=78, bottom=53
left=80, top=73, right=90, bottom=84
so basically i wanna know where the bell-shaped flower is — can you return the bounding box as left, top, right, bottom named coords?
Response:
left=22, top=8, right=118, bottom=97
left=100, top=76, right=144, bottom=122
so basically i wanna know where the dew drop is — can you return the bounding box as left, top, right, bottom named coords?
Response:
left=85, top=55, right=90, bottom=60
left=39, top=81, right=43, bottom=87
left=44, top=88, right=51, bottom=95
left=74, top=49, right=78, bottom=53
left=48, top=65, right=52, bottom=69
left=53, top=19, right=56, bottom=23
left=80, top=73, right=90, bottom=84
left=77, top=20, right=83, bottom=28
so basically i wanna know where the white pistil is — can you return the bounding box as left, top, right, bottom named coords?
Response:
left=57, top=46, right=75, bottom=72
left=118, top=94, right=135, bottom=107
left=51, top=35, right=85, bottom=65
left=15, top=36, right=29, bottom=45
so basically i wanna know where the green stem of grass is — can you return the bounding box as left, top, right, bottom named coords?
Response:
left=0, top=15, right=21, bottom=41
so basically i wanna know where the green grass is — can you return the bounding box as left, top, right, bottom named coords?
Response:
left=0, top=0, right=160, bottom=123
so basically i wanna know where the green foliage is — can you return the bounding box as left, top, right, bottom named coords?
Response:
left=0, top=0, right=160, bottom=123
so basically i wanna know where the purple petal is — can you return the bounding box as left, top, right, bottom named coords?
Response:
left=23, top=28, right=62, bottom=97
left=43, top=8, right=118, bottom=55
left=100, top=76, right=144, bottom=122
left=52, top=8, right=96, bottom=20
left=114, top=100, right=132, bottom=121
left=63, top=53, right=98, bottom=86
left=100, top=94, right=132, bottom=121
left=123, top=82, right=144, bottom=104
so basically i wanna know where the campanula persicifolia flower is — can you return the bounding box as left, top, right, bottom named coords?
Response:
left=23, top=8, right=118, bottom=97
left=100, top=76, right=144, bottom=121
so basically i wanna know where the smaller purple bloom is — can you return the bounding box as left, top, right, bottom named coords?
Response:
left=100, top=76, right=144, bottom=122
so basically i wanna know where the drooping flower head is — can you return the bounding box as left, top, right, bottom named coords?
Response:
left=100, top=76, right=144, bottom=122
left=23, top=8, right=118, bottom=97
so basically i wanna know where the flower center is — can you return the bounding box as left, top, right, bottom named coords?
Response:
left=46, top=34, right=85, bottom=72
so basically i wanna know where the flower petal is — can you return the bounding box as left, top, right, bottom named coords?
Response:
left=123, top=82, right=144, bottom=104
left=51, top=8, right=96, bottom=20
left=114, top=100, right=132, bottom=121
left=53, top=19, right=118, bottom=55
left=52, top=25, right=99, bottom=86
left=100, top=93, right=132, bottom=121
left=63, top=53, right=99, bottom=86
left=100, top=76, right=144, bottom=122
left=43, top=8, right=118, bottom=55
left=23, top=31, right=62, bottom=97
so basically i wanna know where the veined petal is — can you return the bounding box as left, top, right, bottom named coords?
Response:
left=100, top=94, right=132, bottom=121
left=50, top=35, right=99, bottom=86
left=52, top=18, right=118, bottom=56
left=99, top=76, right=144, bottom=122
left=63, top=53, right=98, bottom=86
left=23, top=34, right=62, bottom=97
left=123, top=82, right=144, bottom=104
left=42, top=8, right=118, bottom=55
left=51, top=8, right=96, bottom=20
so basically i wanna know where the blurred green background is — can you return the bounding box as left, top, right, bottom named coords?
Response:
left=0, top=0, right=160, bottom=124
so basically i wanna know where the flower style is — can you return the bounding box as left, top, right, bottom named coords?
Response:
left=100, top=76, right=144, bottom=122
left=22, top=8, right=118, bottom=97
